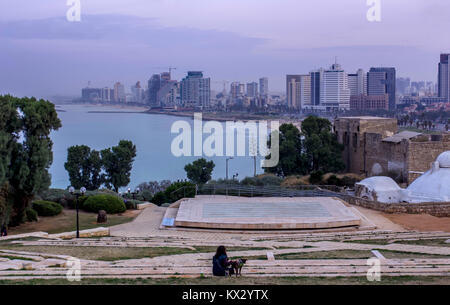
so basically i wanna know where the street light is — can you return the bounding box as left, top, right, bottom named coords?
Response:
left=226, top=157, right=234, bottom=180
left=69, top=186, right=86, bottom=238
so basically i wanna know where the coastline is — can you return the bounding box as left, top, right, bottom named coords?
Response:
left=58, top=102, right=297, bottom=123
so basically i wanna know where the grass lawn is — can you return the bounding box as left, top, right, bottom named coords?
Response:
left=393, top=239, right=450, bottom=248
left=0, top=243, right=269, bottom=261
left=7, top=209, right=138, bottom=235
left=273, top=249, right=448, bottom=260
left=0, top=275, right=448, bottom=285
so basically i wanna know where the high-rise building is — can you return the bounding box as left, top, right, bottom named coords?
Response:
left=368, top=67, right=396, bottom=110
left=82, top=87, right=102, bottom=101
left=286, top=75, right=311, bottom=110
left=113, top=82, right=125, bottom=103
left=180, top=71, right=210, bottom=108
left=246, top=82, right=258, bottom=98
left=131, top=81, right=145, bottom=104
left=348, top=69, right=367, bottom=96
left=397, top=77, right=411, bottom=95
left=309, top=69, right=323, bottom=106
left=259, top=77, right=269, bottom=96
left=438, top=53, right=450, bottom=102
left=147, top=74, right=161, bottom=107
left=101, top=87, right=113, bottom=102
left=320, top=63, right=350, bottom=110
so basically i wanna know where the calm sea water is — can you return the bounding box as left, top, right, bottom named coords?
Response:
left=50, top=104, right=263, bottom=191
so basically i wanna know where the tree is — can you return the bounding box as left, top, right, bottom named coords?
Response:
left=302, top=116, right=345, bottom=173
left=184, top=158, right=215, bottom=184
left=264, top=123, right=306, bottom=177
left=101, top=140, right=136, bottom=192
left=0, top=96, right=61, bottom=225
left=264, top=116, right=345, bottom=177
left=64, top=145, right=103, bottom=190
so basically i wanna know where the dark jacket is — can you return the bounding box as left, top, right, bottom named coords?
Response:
left=212, top=254, right=229, bottom=276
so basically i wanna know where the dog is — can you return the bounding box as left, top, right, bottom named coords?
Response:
left=230, top=258, right=247, bottom=277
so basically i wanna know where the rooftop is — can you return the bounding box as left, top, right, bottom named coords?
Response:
left=337, top=116, right=395, bottom=120
left=382, top=131, right=422, bottom=143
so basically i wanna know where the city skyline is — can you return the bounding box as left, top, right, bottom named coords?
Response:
left=1, top=1, right=450, bottom=97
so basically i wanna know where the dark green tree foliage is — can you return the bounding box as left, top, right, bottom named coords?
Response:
left=101, top=140, right=137, bottom=192
left=265, top=116, right=345, bottom=177
left=64, top=145, right=103, bottom=190
left=265, top=123, right=306, bottom=177
left=0, top=96, right=61, bottom=225
left=184, top=158, right=215, bottom=184
left=301, top=116, right=345, bottom=173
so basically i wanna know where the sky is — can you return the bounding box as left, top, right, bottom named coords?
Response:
left=0, top=0, right=449, bottom=97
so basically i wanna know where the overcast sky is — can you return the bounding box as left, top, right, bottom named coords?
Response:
left=1, top=0, right=449, bottom=97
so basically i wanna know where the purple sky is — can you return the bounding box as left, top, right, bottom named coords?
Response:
left=1, top=0, right=449, bottom=97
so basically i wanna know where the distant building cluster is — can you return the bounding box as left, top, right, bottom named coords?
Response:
left=80, top=71, right=212, bottom=110
left=286, top=62, right=396, bottom=112
left=79, top=53, right=450, bottom=114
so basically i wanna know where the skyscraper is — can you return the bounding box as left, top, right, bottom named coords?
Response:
left=320, top=63, right=350, bottom=110
left=309, top=69, right=323, bottom=106
left=113, top=82, right=125, bottom=103
left=147, top=74, right=161, bottom=107
left=286, top=75, right=311, bottom=110
left=438, top=53, right=450, bottom=102
left=246, top=82, right=258, bottom=98
left=348, top=69, right=367, bottom=96
left=259, top=77, right=269, bottom=96
left=131, top=81, right=145, bottom=104
left=180, top=71, right=211, bottom=108
left=368, top=67, right=396, bottom=110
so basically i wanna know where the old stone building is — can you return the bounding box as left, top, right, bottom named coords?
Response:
left=334, top=116, right=450, bottom=184
left=334, top=117, right=398, bottom=174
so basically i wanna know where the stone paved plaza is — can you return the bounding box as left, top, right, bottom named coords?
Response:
left=0, top=198, right=449, bottom=283
left=174, top=196, right=362, bottom=230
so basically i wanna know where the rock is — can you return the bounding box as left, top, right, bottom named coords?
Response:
left=97, top=210, right=107, bottom=223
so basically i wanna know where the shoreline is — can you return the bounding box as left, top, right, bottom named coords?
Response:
left=58, top=102, right=294, bottom=122
left=55, top=103, right=301, bottom=124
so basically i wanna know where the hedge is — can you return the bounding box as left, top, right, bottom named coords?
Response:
left=32, top=201, right=63, bottom=217
left=25, top=208, right=38, bottom=222
left=83, top=194, right=126, bottom=214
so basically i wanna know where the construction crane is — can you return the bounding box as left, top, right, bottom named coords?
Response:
left=152, top=66, right=177, bottom=78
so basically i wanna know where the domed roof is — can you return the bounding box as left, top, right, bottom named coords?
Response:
left=437, top=151, right=450, bottom=168
left=357, top=176, right=401, bottom=191
left=406, top=165, right=450, bottom=202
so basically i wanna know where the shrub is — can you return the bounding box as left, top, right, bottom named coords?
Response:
left=32, top=201, right=63, bottom=217
left=25, top=208, right=38, bottom=222
left=164, top=181, right=196, bottom=203
left=151, top=191, right=167, bottom=206
left=258, top=175, right=283, bottom=186
left=83, top=194, right=126, bottom=214
left=309, top=171, right=324, bottom=185
left=325, top=175, right=341, bottom=186
left=124, top=199, right=143, bottom=210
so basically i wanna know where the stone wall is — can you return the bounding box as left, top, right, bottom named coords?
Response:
left=343, top=195, right=450, bottom=217
left=334, top=117, right=398, bottom=174
left=407, top=137, right=450, bottom=183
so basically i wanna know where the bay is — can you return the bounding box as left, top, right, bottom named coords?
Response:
left=50, top=104, right=264, bottom=191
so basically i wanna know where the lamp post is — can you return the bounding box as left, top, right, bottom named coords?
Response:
left=69, top=186, right=86, bottom=238
left=226, top=157, right=234, bottom=180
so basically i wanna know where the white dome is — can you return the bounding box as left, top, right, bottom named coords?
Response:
left=437, top=151, right=450, bottom=168
left=357, top=176, right=401, bottom=191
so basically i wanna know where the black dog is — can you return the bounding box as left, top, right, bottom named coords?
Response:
left=230, top=258, right=247, bottom=277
